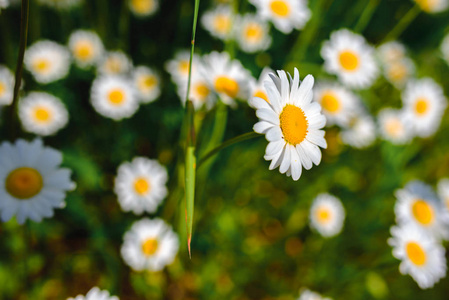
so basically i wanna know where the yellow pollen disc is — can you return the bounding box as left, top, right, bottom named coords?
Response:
left=316, top=207, right=331, bottom=224
left=245, top=23, right=263, bottom=42
left=179, top=61, right=190, bottom=75
left=414, top=98, right=429, bottom=115
left=321, top=92, right=341, bottom=113
left=0, top=82, right=5, bottom=96
left=33, top=106, right=52, bottom=123
left=195, top=83, right=210, bottom=99
left=141, top=238, right=159, bottom=256
left=254, top=90, right=269, bottom=103
left=138, top=75, right=157, bottom=91
left=105, top=58, right=122, bottom=74
left=412, top=199, right=434, bottom=225
left=108, top=89, right=125, bottom=105
left=74, top=42, right=93, bottom=61
left=388, top=63, right=407, bottom=82
left=279, top=104, right=308, bottom=145
left=415, top=0, right=437, bottom=12
left=339, top=50, right=359, bottom=71
left=214, top=76, right=239, bottom=98
left=134, top=177, right=150, bottom=195
left=270, top=0, right=290, bottom=17
left=406, top=242, right=426, bottom=266
left=6, top=167, right=43, bottom=199
left=131, top=0, right=154, bottom=13
left=34, top=59, right=50, bottom=73
left=213, top=15, right=231, bottom=34
left=385, top=119, right=402, bottom=137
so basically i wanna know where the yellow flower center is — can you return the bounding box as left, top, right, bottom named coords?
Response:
left=279, top=104, right=308, bottom=145
left=270, top=0, right=290, bottom=17
left=320, top=92, right=341, bottom=113
left=0, top=82, right=5, bottom=96
left=142, top=238, right=159, bottom=256
left=415, top=0, right=438, bottom=12
left=385, top=119, right=402, bottom=137
left=138, top=75, right=157, bottom=91
left=412, top=199, right=434, bottom=225
left=134, top=177, right=150, bottom=195
left=254, top=90, right=269, bottom=103
left=105, top=58, right=122, bottom=74
left=214, top=76, right=239, bottom=98
left=74, top=41, right=93, bottom=61
left=33, top=106, right=52, bottom=123
left=245, top=23, right=263, bottom=42
left=179, top=60, right=190, bottom=75
left=131, top=0, right=154, bottom=14
left=414, top=98, right=429, bottom=115
left=195, top=82, right=210, bottom=99
left=108, top=89, right=125, bottom=105
left=406, top=242, right=426, bottom=266
left=388, top=63, right=407, bottom=82
left=339, top=50, right=359, bottom=71
left=34, top=58, right=51, bottom=74
left=5, top=167, right=43, bottom=199
left=316, top=207, right=331, bottom=224
left=213, top=15, right=231, bottom=34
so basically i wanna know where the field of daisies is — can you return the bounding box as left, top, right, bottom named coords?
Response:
left=1, top=0, right=449, bottom=299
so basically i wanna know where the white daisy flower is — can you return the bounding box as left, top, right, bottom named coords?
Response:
left=383, top=58, right=415, bottom=88
left=313, top=81, right=361, bottom=127
left=24, top=40, right=71, bottom=84
left=298, top=289, right=333, bottom=300
left=0, top=66, right=14, bottom=106
left=249, top=67, right=274, bottom=106
left=388, top=224, right=447, bottom=289
left=377, top=108, right=413, bottom=145
left=250, top=68, right=327, bottom=181
left=68, top=30, right=104, bottom=69
left=395, top=180, right=449, bottom=241
left=413, top=0, right=448, bottom=13
left=37, top=0, right=81, bottom=9
left=201, top=5, right=233, bottom=41
left=132, top=66, right=160, bottom=104
left=114, top=157, right=168, bottom=215
left=437, top=178, right=449, bottom=213
left=235, top=14, right=272, bottom=53
left=309, top=193, right=345, bottom=238
left=441, top=34, right=449, bottom=65
left=402, top=78, right=447, bottom=138
left=129, top=0, right=159, bottom=17
left=202, top=51, right=251, bottom=106
left=340, top=113, right=376, bottom=149
left=377, top=41, right=407, bottom=64
left=90, top=75, right=139, bottom=120
left=165, top=50, right=199, bottom=85
left=18, top=92, right=69, bottom=136
left=249, top=0, right=311, bottom=34
left=97, top=51, right=133, bottom=75
left=321, top=29, right=379, bottom=89
left=121, top=218, right=179, bottom=272
left=0, top=139, right=75, bottom=224
left=67, top=287, right=119, bottom=300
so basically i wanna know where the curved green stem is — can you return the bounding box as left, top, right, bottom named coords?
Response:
left=381, top=4, right=421, bottom=43
left=354, top=0, right=381, bottom=33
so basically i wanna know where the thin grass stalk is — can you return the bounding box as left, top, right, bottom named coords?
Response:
left=354, top=0, right=381, bottom=33
left=382, top=4, right=421, bottom=43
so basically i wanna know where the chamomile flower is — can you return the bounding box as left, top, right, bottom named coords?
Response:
left=235, top=14, right=272, bottom=53
left=201, top=5, right=233, bottom=40
left=250, top=68, right=327, bottom=181
left=298, top=289, right=333, bottom=300
left=165, top=50, right=199, bottom=85
left=437, top=179, right=449, bottom=212
left=249, top=67, right=274, bottom=106
left=37, top=0, right=81, bottom=9
left=121, top=218, right=179, bottom=271
left=114, top=157, right=168, bottom=215
left=313, top=82, right=361, bottom=127
left=395, top=180, right=449, bottom=241
left=402, top=78, right=447, bottom=138
left=0, top=139, right=75, bottom=224
left=413, top=0, right=448, bottom=13
left=68, top=30, right=104, bottom=69
left=90, top=75, right=139, bottom=120
left=377, top=41, right=407, bottom=64
left=132, top=66, right=160, bottom=104
left=441, top=34, right=449, bottom=65
left=177, top=64, right=216, bottom=110
left=18, top=92, right=69, bottom=136
left=129, top=0, right=159, bottom=17
left=383, top=58, right=415, bottom=88
left=340, top=113, right=376, bottom=149
left=0, top=66, right=14, bottom=106
left=321, top=29, right=379, bottom=89
left=249, top=0, right=311, bottom=34
left=24, top=40, right=71, bottom=84
left=202, top=51, right=251, bottom=106
left=97, top=51, right=133, bottom=75
left=309, top=193, right=345, bottom=238
left=388, top=224, right=447, bottom=289
left=377, top=108, right=413, bottom=145
left=68, top=287, right=119, bottom=300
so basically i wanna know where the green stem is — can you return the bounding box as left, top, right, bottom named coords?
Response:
left=381, top=4, right=421, bottom=43
left=354, top=0, right=381, bottom=33
left=185, top=0, right=201, bottom=103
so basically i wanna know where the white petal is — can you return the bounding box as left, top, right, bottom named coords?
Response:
left=256, top=108, right=279, bottom=125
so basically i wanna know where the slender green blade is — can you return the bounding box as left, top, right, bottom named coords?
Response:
left=185, top=100, right=196, bottom=258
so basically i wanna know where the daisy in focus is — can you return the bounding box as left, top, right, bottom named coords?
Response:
left=249, top=0, right=311, bottom=34
left=201, top=5, right=233, bottom=41
left=132, top=66, right=160, bottom=104
left=249, top=67, right=274, bottom=105
left=309, top=193, right=345, bottom=238
left=0, top=66, right=14, bottom=105
left=24, top=40, right=71, bottom=84
left=402, top=78, right=447, bottom=138
left=0, top=139, right=75, bottom=224
left=129, top=0, right=159, bottom=17
left=437, top=179, right=449, bottom=212
left=18, top=92, right=69, bottom=136
left=165, top=50, right=198, bottom=84
left=68, top=30, right=104, bottom=69
left=121, top=218, right=179, bottom=271
left=321, top=29, right=379, bottom=89
left=339, top=113, right=376, bottom=149
left=250, top=68, right=327, bottom=181
left=90, top=75, right=139, bottom=120
left=388, top=224, right=447, bottom=289
left=67, top=287, right=119, bottom=300
left=298, top=289, right=333, bottom=300
left=377, top=108, right=413, bottom=145
left=441, top=34, right=449, bottom=65
left=114, top=157, right=168, bottom=215
left=413, top=0, right=448, bottom=13
left=235, top=14, right=272, bottom=53
left=97, top=51, right=133, bottom=75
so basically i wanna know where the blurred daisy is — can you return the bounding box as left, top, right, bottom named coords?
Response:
left=177, top=64, right=216, bottom=110
left=68, top=287, right=119, bottom=300
left=0, top=66, right=14, bottom=105
left=314, top=82, right=360, bottom=127
left=414, top=0, right=448, bottom=13
left=132, top=66, right=160, bottom=104
left=0, top=139, right=75, bottom=224
left=377, top=41, right=407, bottom=64
left=249, top=67, right=274, bottom=105
left=250, top=68, right=327, bottom=181
left=121, top=218, right=179, bottom=271
left=235, top=14, right=272, bottom=53
left=310, top=193, right=345, bottom=238
left=129, top=0, right=159, bottom=17
left=298, top=289, right=333, bottom=300
left=68, top=30, right=104, bottom=69
left=202, top=51, right=251, bottom=106
left=0, top=0, right=9, bottom=12
left=402, top=78, right=447, bottom=138
left=321, top=29, right=379, bottom=89
left=114, top=157, right=168, bottom=215
left=249, top=0, right=311, bottom=34
left=388, top=224, right=447, bottom=289
left=18, top=92, right=69, bottom=136
left=441, top=34, right=449, bottom=65
left=37, top=0, right=81, bottom=9
left=24, top=40, right=70, bottom=84
left=165, top=50, right=198, bottom=84
left=395, top=180, right=449, bottom=241
left=340, top=113, right=376, bottom=149
left=97, top=51, right=132, bottom=75
left=437, top=179, right=449, bottom=212
left=383, top=58, right=414, bottom=88
left=90, top=75, right=139, bottom=120
left=377, top=108, right=413, bottom=145
left=201, top=5, right=233, bottom=41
